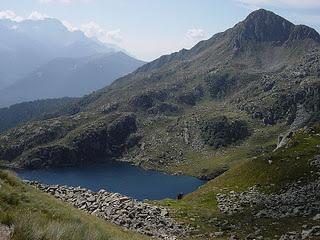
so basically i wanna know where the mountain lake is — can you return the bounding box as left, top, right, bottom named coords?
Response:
left=17, top=161, right=205, bottom=200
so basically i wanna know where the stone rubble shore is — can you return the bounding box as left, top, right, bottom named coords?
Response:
left=25, top=180, right=186, bottom=240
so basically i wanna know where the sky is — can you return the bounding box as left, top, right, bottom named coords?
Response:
left=0, top=0, right=319, bottom=61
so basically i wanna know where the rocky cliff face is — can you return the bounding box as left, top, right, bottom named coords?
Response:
left=0, top=114, right=137, bottom=169
left=232, top=9, right=320, bottom=51
left=236, top=9, right=295, bottom=44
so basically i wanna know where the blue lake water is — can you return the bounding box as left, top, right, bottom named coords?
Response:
left=17, top=161, right=205, bottom=200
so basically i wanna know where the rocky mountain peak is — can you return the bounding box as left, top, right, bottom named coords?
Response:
left=237, top=9, right=294, bottom=44
left=231, top=9, right=320, bottom=50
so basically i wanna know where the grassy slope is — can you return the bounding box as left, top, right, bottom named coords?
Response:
left=0, top=171, right=150, bottom=240
left=157, top=125, right=320, bottom=239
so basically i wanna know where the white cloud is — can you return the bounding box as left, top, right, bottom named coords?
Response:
left=62, top=20, right=79, bottom=32
left=106, top=29, right=122, bottom=42
left=28, top=11, right=49, bottom=20
left=80, top=21, right=122, bottom=43
left=81, top=21, right=104, bottom=38
left=173, top=28, right=209, bottom=52
left=236, top=0, right=320, bottom=8
left=186, top=28, right=207, bottom=41
left=0, top=10, right=24, bottom=22
left=0, top=10, right=50, bottom=22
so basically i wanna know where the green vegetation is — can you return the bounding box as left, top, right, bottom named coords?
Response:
left=0, top=98, right=78, bottom=133
left=200, top=116, right=250, bottom=148
left=157, top=125, right=320, bottom=239
left=0, top=170, right=150, bottom=240
left=205, top=72, right=237, bottom=99
left=169, top=121, right=282, bottom=178
left=204, top=71, right=257, bottom=99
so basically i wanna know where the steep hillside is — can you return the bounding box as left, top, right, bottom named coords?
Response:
left=0, top=52, right=145, bottom=107
left=0, top=9, right=319, bottom=181
left=158, top=124, right=320, bottom=239
left=0, top=170, right=150, bottom=240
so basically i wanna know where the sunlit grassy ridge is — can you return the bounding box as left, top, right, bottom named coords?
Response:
left=158, top=125, right=320, bottom=239
left=0, top=171, right=150, bottom=240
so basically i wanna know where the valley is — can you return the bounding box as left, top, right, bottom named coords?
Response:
left=0, top=7, right=320, bottom=240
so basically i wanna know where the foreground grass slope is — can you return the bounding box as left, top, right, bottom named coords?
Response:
left=159, top=124, right=320, bottom=239
left=0, top=171, right=150, bottom=240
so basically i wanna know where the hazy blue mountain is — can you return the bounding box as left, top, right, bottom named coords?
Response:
left=0, top=18, right=120, bottom=89
left=0, top=52, right=145, bottom=107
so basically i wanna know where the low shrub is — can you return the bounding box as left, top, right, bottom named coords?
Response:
left=200, top=116, right=250, bottom=148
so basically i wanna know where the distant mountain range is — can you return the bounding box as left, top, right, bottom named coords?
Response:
left=0, top=52, right=144, bottom=107
left=0, top=17, right=145, bottom=106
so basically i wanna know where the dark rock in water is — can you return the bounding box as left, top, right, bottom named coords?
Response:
left=177, top=193, right=184, bottom=200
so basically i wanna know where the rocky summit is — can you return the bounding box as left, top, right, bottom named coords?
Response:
left=25, top=181, right=185, bottom=239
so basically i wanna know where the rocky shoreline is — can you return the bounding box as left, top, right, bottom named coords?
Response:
left=25, top=181, right=185, bottom=239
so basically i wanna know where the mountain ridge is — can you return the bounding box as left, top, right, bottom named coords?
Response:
left=0, top=9, right=319, bottom=176
left=0, top=17, right=127, bottom=90
left=0, top=51, right=145, bottom=107
left=134, top=9, right=320, bottom=75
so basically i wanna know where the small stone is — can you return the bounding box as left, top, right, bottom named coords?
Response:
left=214, top=231, right=224, bottom=237
left=313, top=214, right=320, bottom=221
left=87, top=196, right=96, bottom=202
left=229, top=234, right=239, bottom=240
